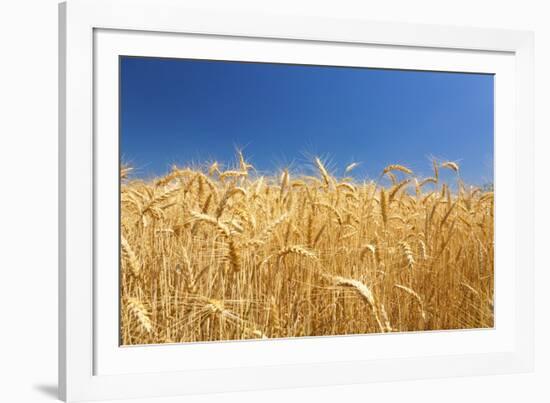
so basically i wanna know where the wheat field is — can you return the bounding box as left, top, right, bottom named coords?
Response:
left=120, top=152, right=494, bottom=345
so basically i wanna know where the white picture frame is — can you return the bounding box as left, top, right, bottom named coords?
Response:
left=59, top=0, right=534, bottom=401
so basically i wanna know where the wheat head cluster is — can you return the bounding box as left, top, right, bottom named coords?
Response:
left=120, top=152, right=494, bottom=345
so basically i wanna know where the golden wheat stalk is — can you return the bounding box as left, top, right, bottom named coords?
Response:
left=126, top=297, right=153, bottom=333
left=120, top=234, right=141, bottom=277
left=330, top=275, right=385, bottom=333
left=276, top=245, right=318, bottom=260
left=394, top=284, right=427, bottom=321
left=398, top=241, right=416, bottom=270
left=344, top=162, right=360, bottom=173
left=441, top=161, right=460, bottom=173
left=383, top=164, right=413, bottom=176
left=314, top=157, right=332, bottom=187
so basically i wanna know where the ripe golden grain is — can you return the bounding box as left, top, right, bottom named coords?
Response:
left=120, top=152, right=494, bottom=345
left=383, top=164, right=413, bottom=176
left=344, top=162, right=360, bottom=173
left=441, top=161, right=460, bottom=173
left=126, top=297, right=153, bottom=334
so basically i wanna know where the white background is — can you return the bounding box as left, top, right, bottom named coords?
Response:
left=0, top=0, right=546, bottom=402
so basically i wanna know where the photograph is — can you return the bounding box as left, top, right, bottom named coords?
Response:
left=119, top=56, right=495, bottom=345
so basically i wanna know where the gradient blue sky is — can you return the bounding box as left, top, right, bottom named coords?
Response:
left=120, top=56, right=494, bottom=185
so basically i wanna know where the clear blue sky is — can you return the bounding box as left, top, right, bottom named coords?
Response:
left=120, top=56, right=494, bottom=185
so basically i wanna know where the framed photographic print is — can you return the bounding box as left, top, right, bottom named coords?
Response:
left=59, top=0, right=534, bottom=401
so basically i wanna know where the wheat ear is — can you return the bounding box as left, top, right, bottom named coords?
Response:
left=127, top=297, right=153, bottom=333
